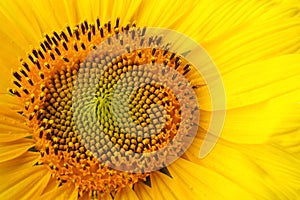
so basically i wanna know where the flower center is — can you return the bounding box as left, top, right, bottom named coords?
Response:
left=9, top=18, right=202, bottom=197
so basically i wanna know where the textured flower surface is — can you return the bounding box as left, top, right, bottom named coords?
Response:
left=0, top=0, right=300, bottom=199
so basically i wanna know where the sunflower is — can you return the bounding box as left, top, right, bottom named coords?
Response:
left=1, top=0, right=300, bottom=199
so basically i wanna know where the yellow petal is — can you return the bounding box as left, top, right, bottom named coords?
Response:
left=184, top=139, right=300, bottom=199
left=40, top=176, right=60, bottom=196
left=0, top=138, right=34, bottom=162
left=115, top=186, right=139, bottom=200
left=76, top=0, right=142, bottom=26
left=0, top=166, right=50, bottom=200
left=221, top=90, right=300, bottom=144
left=230, top=143, right=300, bottom=198
left=150, top=171, right=195, bottom=200
left=0, top=94, right=23, bottom=109
left=40, top=182, right=78, bottom=200
left=221, top=54, right=300, bottom=109
left=204, top=20, right=300, bottom=73
left=0, top=151, right=38, bottom=174
left=168, top=157, right=254, bottom=199
left=134, top=182, right=153, bottom=200
left=191, top=0, right=300, bottom=41
left=150, top=172, right=179, bottom=200
left=0, top=105, right=31, bottom=143
left=135, top=0, right=198, bottom=29
left=271, top=129, right=300, bottom=155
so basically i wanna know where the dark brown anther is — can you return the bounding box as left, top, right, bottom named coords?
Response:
left=62, top=41, right=68, bottom=50
left=137, top=51, right=142, bottom=58
left=45, top=34, right=53, bottom=45
left=35, top=60, right=41, bottom=70
left=120, top=37, right=123, bottom=45
left=49, top=52, right=55, bottom=60
left=96, top=18, right=100, bottom=29
left=100, top=27, right=104, bottom=38
left=88, top=31, right=92, bottom=42
left=44, top=41, right=51, bottom=50
left=163, top=49, right=168, bottom=56
left=33, top=105, right=38, bottom=113
left=38, top=50, right=45, bottom=59
left=152, top=48, right=157, bottom=56
left=67, top=26, right=72, bottom=37
left=91, top=24, right=95, bottom=35
left=30, top=94, right=35, bottom=103
left=55, top=47, right=61, bottom=56
left=54, top=147, right=58, bottom=155
left=44, top=63, right=50, bottom=69
left=45, top=145, right=49, bottom=154
left=37, top=110, right=44, bottom=120
left=175, top=60, right=181, bottom=70
left=183, top=64, right=190, bottom=71
left=9, top=89, right=21, bottom=97
left=151, top=57, right=156, bottom=65
left=28, top=54, right=35, bottom=64
left=13, top=72, right=22, bottom=81
left=74, top=29, right=80, bottom=40
left=170, top=52, right=176, bottom=60
left=29, top=113, right=35, bottom=120
left=60, top=31, right=69, bottom=42
left=52, top=36, right=58, bottom=46
left=22, top=88, right=29, bottom=95
left=32, top=49, right=38, bottom=58
left=40, top=42, right=47, bottom=52
left=81, top=43, right=86, bottom=50
left=13, top=81, right=21, bottom=88
left=163, top=60, right=168, bottom=66
left=40, top=84, right=45, bottom=91
left=20, top=69, right=28, bottom=77
left=24, top=102, right=30, bottom=110
left=132, top=21, right=137, bottom=28
left=74, top=43, right=78, bottom=51
left=39, top=72, right=45, bottom=79
left=21, top=60, right=30, bottom=72
left=39, top=93, right=45, bottom=100
left=125, top=24, right=130, bottom=32
left=81, top=23, right=86, bottom=35
left=39, top=130, right=44, bottom=138
left=108, top=21, right=111, bottom=33
left=183, top=68, right=191, bottom=76
left=53, top=31, right=60, bottom=41
left=27, top=78, right=33, bottom=86
left=84, top=20, right=88, bottom=30
left=115, top=18, right=120, bottom=28
left=63, top=57, right=69, bottom=62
